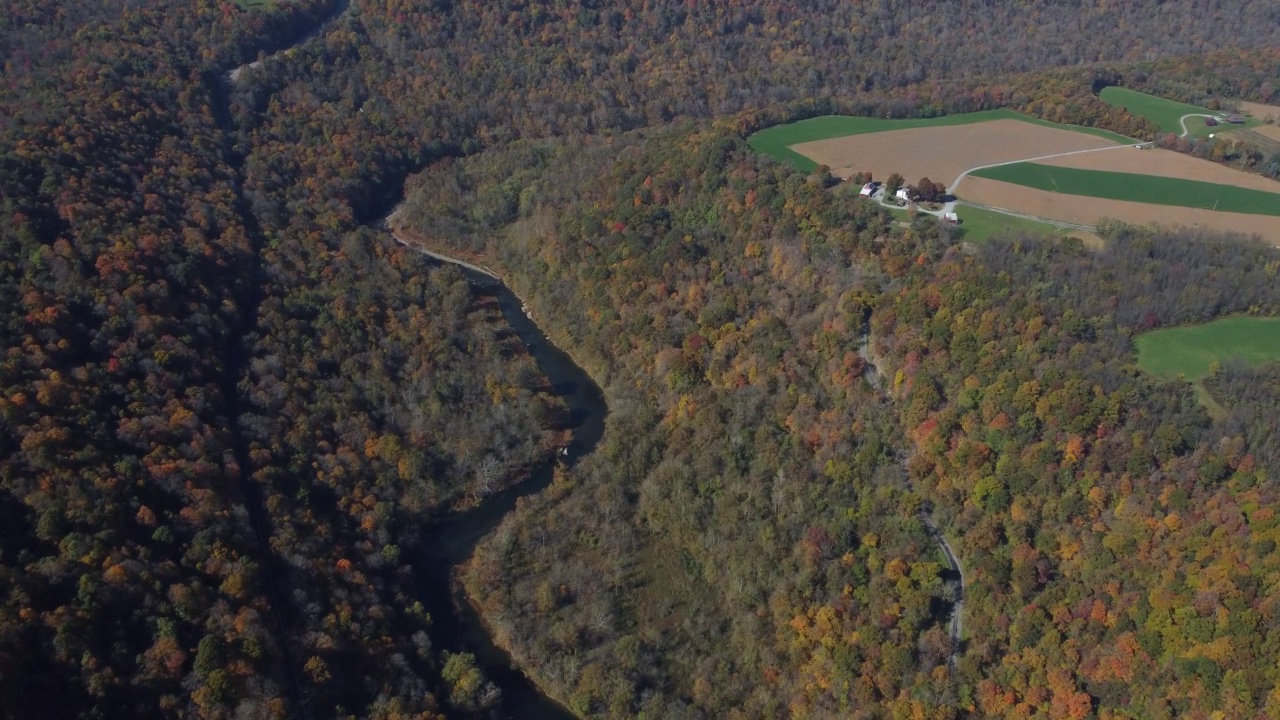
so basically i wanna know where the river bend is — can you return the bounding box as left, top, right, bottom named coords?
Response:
left=398, top=237, right=606, bottom=720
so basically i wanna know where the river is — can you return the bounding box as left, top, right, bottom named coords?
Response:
left=223, top=1, right=953, bottom=708
left=404, top=251, right=606, bottom=719
left=221, top=2, right=604, bottom=713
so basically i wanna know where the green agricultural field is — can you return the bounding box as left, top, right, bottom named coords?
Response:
left=971, top=163, right=1280, bottom=216
left=954, top=205, right=1064, bottom=243
left=1098, top=87, right=1260, bottom=138
left=1135, top=316, right=1280, bottom=380
left=1099, top=87, right=1215, bottom=135
left=747, top=110, right=1133, bottom=170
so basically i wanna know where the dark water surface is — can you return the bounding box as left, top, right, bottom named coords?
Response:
left=412, top=262, right=606, bottom=720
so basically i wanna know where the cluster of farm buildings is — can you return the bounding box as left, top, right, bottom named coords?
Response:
left=858, top=181, right=958, bottom=223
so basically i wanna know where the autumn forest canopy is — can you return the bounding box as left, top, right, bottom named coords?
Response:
left=4, top=1, right=1280, bottom=719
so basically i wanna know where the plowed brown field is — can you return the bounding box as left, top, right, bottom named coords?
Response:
left=963, top=178, right=1280, bottom=244
left=791, top=119, right=1118, bottom=186
left=1238, top=101, right=1280, bottom=122
left=1039, top=148, right=1280, bottom=194
left=1254, top=125, right=1280, bottom=142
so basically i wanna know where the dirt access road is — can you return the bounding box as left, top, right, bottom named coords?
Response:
left=1040, top=147, right=1280, bottom=194
left=1178, top=113, right=1217, bottom=138
left=943, top=144, right=1130, bottom=212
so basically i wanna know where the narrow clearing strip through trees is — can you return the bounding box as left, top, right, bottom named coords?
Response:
left=228, top=0, right=351, bottom=82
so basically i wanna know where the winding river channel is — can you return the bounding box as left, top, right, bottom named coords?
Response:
left=223, top=5, right=961, bottom=712
left=221, top=4, right=604, bottom=715
left=402, top=244, right=605, bottom=719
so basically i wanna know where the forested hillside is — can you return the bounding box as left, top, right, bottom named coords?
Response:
left=873, top=225, right=1280, bottom=719
left=0, top=2, right=309, bottom=715
left=5, top=0, right=1280, bottom=718
left=1, top=1, right=562, bottom=717
left=398, top=127, right=1280, bottom=717
left=401, top=129, right=953, bottom=717
left=228, top=0, right=1280, bottom=197
left=1209, top=366, right=1280, bottom=470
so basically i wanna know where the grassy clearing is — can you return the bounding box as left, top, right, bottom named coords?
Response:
left=1099, top=87, right=1261, bottom=138
left=748, top=110, right=1132, bottom=170
left=233, top=0, right=275, bottom=9
left=1135, top=316, right=1280, bottom=380
left=954, top=205, right=1063, bottom=243
left=1184, top=115, right=1263, bottom=140
left=1099, top=87, right=1215, bottom=135
left=861, top=200, right=1086, bottom=244
left=970, top=163, right=1280, bottom=216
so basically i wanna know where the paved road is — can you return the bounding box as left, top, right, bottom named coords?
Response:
left=856, top=339, right=966, bottom=668
left=229, top=60, right=263, bottom=82
left=392, top=234, right=501, bottom=280
left=384, top=209, right=502, bottom=280
left=920, top=512, right=965, bottom=665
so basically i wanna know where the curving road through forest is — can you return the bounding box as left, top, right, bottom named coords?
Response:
left=857, top=334, right=966, bottom=668
left=921, top=511, right=965, bottom=666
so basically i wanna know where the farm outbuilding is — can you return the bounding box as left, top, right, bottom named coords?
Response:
left=896, top=188, right=912, bottom=202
